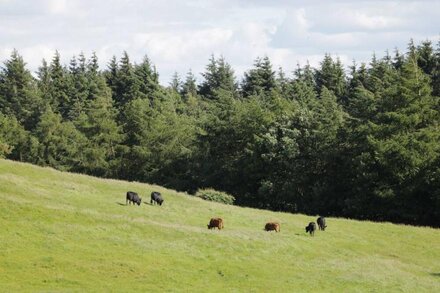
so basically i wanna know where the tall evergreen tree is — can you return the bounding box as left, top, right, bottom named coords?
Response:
left=315, top=54, right=346, bottom=101
left=242, top=56, right=277, bottom=97
left=169, top=72, right=181, bottom=93
left=34, top=106, right=87, bottom=170
left=66, top=54, right=88, bottom=120
left=135, top=55, right=160, bottom=101
left=0, top=113, right=31, bottom=160
left=48, top=51, right=70, bottom=118
left=0, top=50, right=41, bottom=130
left=105, top=55, right=119, bottom=102
left=181, top=70, right=198, bottom=99
left=114, top=52, right=140, bottom=109
left=199, top=55, right=237, bottom=99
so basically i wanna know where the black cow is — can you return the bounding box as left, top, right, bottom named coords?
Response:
left=317, top=216, right=327, bottom=231
left=151, top=191, right=164, bottom=206
left=126, top=191, right=142, bottom=206
left=305, top=222, right=316, bottom=236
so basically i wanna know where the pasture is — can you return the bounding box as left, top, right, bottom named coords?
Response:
left=0, top=159, right=439, bottom=292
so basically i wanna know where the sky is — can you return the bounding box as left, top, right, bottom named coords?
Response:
left=0, top=0, right=439, bottom=85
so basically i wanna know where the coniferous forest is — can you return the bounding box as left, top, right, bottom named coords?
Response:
left=1, top=39, right=439, bottom=227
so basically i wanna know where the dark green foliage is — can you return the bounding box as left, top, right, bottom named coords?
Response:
left=1, top=41, right=439, bottom=227
left=195, top=188, right=235, bottom=205
left=199, top=55, right=237, bottom=99
left=242, top=56, right=277, bottom=97
left=134, top=55, right=160, bottom=102
left=47, top=51, right=71, bottom=118
left=0, top=113, right=28, bottom=158
left=181, top=70, right=198, bottom=104
left=169, top=72, right=181, bottom=93
left=0, top=50, right=41, bottom=130
left=112, top=52, right=140, bottom=109
left=34, top=107, right=87, bottom=171
left=315, top=54, right=346, bottom=102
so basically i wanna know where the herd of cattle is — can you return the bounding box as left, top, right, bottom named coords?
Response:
left=126, top=191, right=327, bottom=236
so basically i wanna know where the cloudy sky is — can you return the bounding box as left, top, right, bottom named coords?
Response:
left=1, top=0, right=439, bottom=84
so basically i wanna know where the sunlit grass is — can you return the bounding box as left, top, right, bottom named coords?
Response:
left=0, top=159, right=439, bottom=292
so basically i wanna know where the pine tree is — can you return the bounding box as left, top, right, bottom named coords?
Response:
left=242, top=56, right=277, bottom=97
left=34, top=106, right=87, bottom=170
left=315, top=54, right=346, bottom=101
left=216, top=56, right=237, bottom=94
left=66, top=54, right=88, bottom=120
left=37, top=59, right=51, bottom=105
left=416, top=40, right=437, bottom=96
left=114, top=52, right=140, bottom=109
left=0, top=50, right=41, bottom=130
left=105, top=56, right=119, bottom=102
left=393, top=48, right=405, bottom=70
left=199, top=55, right=237, bottom=99
left=169, top=72, right=181, bottom=93
left=276, top=67, right=289, bottom=94
left=181, top=70, right=198, bottom=99
left=48, top=51, right=70, bottom=118
left=0, top=113, right=30, bottom=160
left=75, top=94, right=123, bottom=177
left=134, top=55, right=161, bottom=103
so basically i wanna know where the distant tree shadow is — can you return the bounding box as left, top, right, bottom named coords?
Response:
left=430, top=273, right=440, bottom=277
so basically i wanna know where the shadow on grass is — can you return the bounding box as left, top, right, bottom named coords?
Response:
left=430, top=273, right=440, bottom=277
left=116, top=202, right=126, bottom=206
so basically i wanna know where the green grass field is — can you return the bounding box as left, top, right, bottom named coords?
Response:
left=0, top=159, right=439, bottom=292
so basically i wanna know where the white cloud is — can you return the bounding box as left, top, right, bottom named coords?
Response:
left=354, top=13, right=400, bottom=30
left=45, top=0, right=68, bottom=15
left=133, top=28, right=233, bottom=61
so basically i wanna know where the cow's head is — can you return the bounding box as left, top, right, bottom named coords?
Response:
left=137, top=198, right=142, bottom=205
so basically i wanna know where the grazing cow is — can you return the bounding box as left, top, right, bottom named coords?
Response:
left=126, top=191, right=142, bottom=206
left=317, top=216, right=327, bottom=231
left=265, top=222, right=280, bottom=232
left=207, top=218, right=224, bottom=230
left=150, top=191, right=164, bottom=206
left=305, top=222, right=316, bottom=236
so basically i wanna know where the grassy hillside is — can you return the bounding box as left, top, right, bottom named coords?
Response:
left=0, top=159, right=439, bottom=292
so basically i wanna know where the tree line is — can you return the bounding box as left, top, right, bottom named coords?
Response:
left=1, top=39, right=439, bottom=227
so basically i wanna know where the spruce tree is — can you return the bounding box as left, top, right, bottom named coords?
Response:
left=134, top=55, right=161, bottom=103
left=169, top=72, right=181, bottom=93
left=199, top=55, right=237, bottom=99
left=315, top=54, right=346, bottom=101
left=181, top=70, right=198, bottom=99
left=48, top=51, right=70, bottom=118
left=67, top=54, right=88, bottom=120
left=34, top=106, right=87, bottom=170
left=114, top=52, right=140, bottom=109
left=0, top=50, right=41, bottom=130
left=242, top=56, right=277, bottom=97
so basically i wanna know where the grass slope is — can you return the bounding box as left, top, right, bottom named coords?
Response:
left=0, top=159, right=439, bottom=292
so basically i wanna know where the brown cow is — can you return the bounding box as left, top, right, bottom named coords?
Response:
left=265, top=222, right=280, bottom=232
left=207, top=218, right=224, bottom=230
